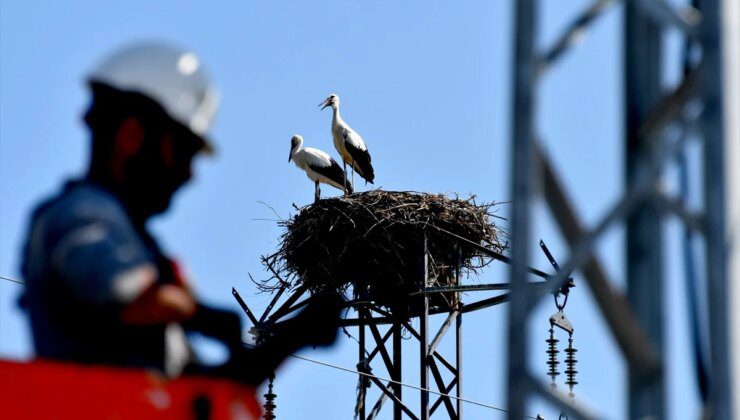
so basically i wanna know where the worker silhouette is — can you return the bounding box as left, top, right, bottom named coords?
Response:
left=19, top=42, right=342, bottom=384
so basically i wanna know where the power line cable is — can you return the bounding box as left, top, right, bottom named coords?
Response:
left=0, top=275, right=25, bottom=285
left=286, top=352, right=542, bottom=419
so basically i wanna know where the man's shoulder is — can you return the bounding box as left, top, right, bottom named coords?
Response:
left=20, top=180, right=141, bottom=283
left=31, top=180, right=130, bottom=234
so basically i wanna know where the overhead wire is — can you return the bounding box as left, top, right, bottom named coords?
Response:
left=0, top=275, right=25, bottom=285
left=285, top=352, right=542, bottom=419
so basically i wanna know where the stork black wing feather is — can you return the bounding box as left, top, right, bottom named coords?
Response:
left=309, top=159, right=353, bottom=193
left=344, top=138, right=375, bottom=184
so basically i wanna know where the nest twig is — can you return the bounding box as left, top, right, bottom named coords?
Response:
left=261, top=190, right=507, bottom=314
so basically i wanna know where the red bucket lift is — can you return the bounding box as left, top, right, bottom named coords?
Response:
left=0, top=359, right=262, bottom=419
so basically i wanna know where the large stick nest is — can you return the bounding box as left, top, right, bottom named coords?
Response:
left=263, top=190, right=507, bottom=314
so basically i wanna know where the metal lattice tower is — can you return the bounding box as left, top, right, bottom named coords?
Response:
left=236, top=234, right=566, bottom=419
left=506, top=0, right=737, bottom=418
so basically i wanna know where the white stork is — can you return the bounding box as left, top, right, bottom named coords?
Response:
left=288, top=134, right=353, bottom=203
left=319, top=94, right=375, bottom=193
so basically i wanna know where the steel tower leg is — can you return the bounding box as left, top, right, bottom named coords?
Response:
left=393, top=324, right=403, bottom=420
left=456, top=259, right=463, bottom=419
left=700, top=1, right=733, bottom=418
left=624, top=1, right=664, bottom=418
left=419, top=236, right=430, bottom=420
left=359, top=314, right=367, bottom=420
left=507, top=0, right=537, bottom=418
left=719, top=0, right=740, bottom=415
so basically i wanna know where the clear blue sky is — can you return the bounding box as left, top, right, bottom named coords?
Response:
left=1, top=1, right=700, bottom=418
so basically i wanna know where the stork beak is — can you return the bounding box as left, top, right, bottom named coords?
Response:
left=288, top=153, right=292, bottom=163
left=319, top=98, right=331, bottom=110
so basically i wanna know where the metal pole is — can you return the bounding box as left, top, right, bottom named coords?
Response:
left=507, top=0, right=537, bottom=418
left=359, top=310, right=367, bottom=420
left=455, top=258, right=463, bottom=419
left=624, top=1, right=664, bottom=418
left=721, top=0, right=740, bottom=415
left=393, top=323, right=403, bottom=420
left=419, top=235, right=430, bottom=420
left=700, top=0, right=733, bottom=418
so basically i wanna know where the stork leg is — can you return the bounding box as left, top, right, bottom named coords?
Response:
left=314, top=181, right=320, bottom=203
left=351, top=160, right=356, bottom=188
left=342, top=161, right=348, bottom=195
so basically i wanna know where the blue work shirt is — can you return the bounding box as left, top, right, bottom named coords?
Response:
left=20, top=180, right=168, bottom=370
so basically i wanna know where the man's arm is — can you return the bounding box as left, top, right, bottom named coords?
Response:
left=120, top=281, right=197, bottom=325
left=50, top=207, right=195, bottom=325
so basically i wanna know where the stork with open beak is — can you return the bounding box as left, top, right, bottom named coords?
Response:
left=319, top=94, right=375, bottom=193
left=289, top=134, right=353, bottom=203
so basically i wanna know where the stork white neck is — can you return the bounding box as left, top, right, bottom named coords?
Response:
left=331, top=103, right=344, bottom=128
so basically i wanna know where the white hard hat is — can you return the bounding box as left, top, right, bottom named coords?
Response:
left=88, top=41, right=219, bottom=151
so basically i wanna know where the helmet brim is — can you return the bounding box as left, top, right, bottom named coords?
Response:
left=88, top=80, right=216, bottom=156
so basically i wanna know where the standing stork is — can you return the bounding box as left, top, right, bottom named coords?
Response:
left=319, top=94, right=375, bottom=193
left=288, top=134, right=353, bottom=203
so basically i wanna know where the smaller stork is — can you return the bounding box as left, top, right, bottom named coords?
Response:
left=288, top=134, right=353, bottom=203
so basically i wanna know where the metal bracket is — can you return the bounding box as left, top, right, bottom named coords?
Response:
left=550, top=310, right=574, bottom=335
